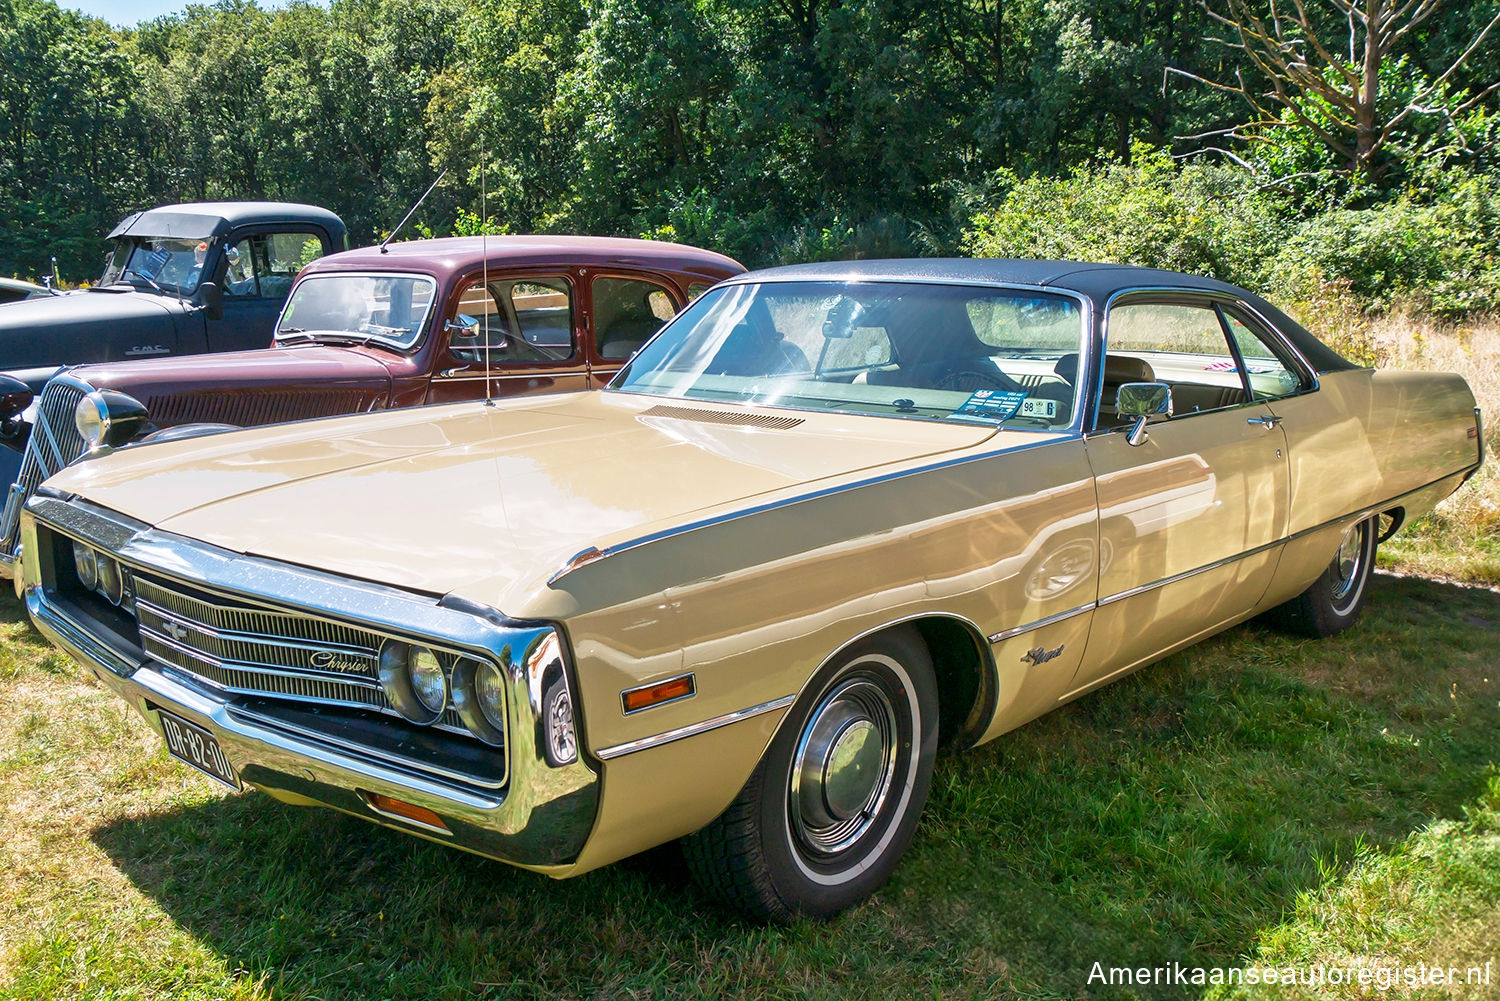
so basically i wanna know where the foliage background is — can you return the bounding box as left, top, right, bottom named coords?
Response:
left=1, top=0, right=1497, bottom=314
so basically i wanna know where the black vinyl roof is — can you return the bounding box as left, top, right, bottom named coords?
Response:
left=726, top=258, right=1356, bottom=373
left=107, top=202, right=346, bottom=243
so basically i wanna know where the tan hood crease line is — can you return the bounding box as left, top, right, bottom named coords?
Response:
left=148, top=439, right=486, bottom=524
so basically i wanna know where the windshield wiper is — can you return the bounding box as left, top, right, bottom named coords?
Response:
left=122, top=268, right=164, bottom=294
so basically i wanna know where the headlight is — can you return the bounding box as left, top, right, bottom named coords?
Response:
left=378, top=640, right=445, bottom=724
left=75, top=389, right=150, bottom=451
left=72, top=540, right=98, bottom=589
left=452, top=656, right=507, bottom=747
left=75, top=395, right=105, bottom=448
left=409, top=647, right=446, bottom=713
left=96, top=554, right=123, bottom=605
left=475, top=661, right=507, bottom=732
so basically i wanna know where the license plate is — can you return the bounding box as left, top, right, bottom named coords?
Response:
left=156, top=708, right=240, bottom=790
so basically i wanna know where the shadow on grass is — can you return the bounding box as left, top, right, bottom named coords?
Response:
left=86, top=574, right=1500, bottom=1001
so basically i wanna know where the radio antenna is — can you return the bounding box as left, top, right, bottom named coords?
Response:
left=380, top=168, right=448, bottom=254
left=481, top=153, right=494, bottom=406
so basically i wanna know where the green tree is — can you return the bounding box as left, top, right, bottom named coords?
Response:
left=0, top=0, right=149, bottom=279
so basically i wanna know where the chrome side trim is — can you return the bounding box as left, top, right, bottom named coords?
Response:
left=986, top=602, right=1095, bottom=643
left=1094, top=468, right=1472, bottom=605
left=595, top=694, right=795, bottom=760
left=1098, top=537, right=1285, bottom=607
left=431, top=370, right=583, bottom=383
left=548, top=434, right=1069, bottom=585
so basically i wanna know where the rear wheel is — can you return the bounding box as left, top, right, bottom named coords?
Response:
left=1268, top=516, right=1377, bottom=637
left=683, top=626, right=938, bottom=921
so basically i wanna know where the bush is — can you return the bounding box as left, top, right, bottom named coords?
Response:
left=963, top=146, right=1287, bottom=289
left=1266, top=173, right=1500, bottom=318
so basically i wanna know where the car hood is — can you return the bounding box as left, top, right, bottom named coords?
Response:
left=45, top=391, right=1008, bottom=611
left=69, top=344, right=393, bottom=399
left=0, top=286, right=191, bottom=369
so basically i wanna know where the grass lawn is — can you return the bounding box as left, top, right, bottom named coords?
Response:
left=1, top=567, right=1497, bottom=1000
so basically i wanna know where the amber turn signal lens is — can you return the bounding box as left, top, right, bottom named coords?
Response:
left=362, top=791, right=450, bottom=834
left=622, top=674, right=695, bottom=714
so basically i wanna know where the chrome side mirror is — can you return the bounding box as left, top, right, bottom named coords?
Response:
left=445, top=313, right=480, bottom=335
left=1116, top=382, right=1172, bottom=447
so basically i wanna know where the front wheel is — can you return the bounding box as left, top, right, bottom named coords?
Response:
left=1267, top=515, right=1378, bottom=637
left=683, top=626, right=938, bottom=921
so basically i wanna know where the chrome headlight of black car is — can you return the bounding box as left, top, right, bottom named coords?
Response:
left=75, top=390, right=150, bottom=451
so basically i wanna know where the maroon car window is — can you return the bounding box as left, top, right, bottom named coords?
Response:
left=593, top=276, right=677, bottom=361
left=450, top=277, right=575, bottom=365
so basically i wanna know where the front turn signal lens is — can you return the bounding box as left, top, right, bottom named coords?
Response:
left=362, top=791, right=450, bottom=834
left=622, top=673, right=696, bottom=714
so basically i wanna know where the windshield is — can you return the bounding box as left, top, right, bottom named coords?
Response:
left=611, top=280, right=1087, bottom=429
left=100, top=236, right=213, bottom=295
left=275, top=273, right=438, bottom=349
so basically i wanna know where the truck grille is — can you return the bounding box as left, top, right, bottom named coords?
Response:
left=132, top=572, right=472, bottom=736
left=1, top=375, right=90, bottom=555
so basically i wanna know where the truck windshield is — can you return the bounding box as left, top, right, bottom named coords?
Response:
left=100, top=236, right=212, bottom=295
left=275, top=274, right=438, bottom=350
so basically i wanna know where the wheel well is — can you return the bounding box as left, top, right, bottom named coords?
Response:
left=909, top=617, right=993, bottom=750
left=1377, top=507, right=1406, bottom=544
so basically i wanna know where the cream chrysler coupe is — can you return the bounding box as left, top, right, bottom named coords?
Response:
left=21, top=260, right=1484, bottom=920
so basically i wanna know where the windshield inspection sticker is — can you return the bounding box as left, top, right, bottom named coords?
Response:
left=1020, top=397, right=1057, bottom=418
left=953, top=389, right=1029, bottom=421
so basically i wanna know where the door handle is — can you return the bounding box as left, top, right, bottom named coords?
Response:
left=1247, top=414, right=1282, bottom=430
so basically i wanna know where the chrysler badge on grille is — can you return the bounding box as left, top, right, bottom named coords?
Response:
left=309, top=650, right=370, bottom=675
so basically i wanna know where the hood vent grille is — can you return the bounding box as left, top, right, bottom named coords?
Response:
left=146, top=390, right=375, bottom=429
left=639, top=404, right=804, bottom=430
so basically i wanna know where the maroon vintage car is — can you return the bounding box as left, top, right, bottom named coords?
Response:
left=0, top=235, right=743, bottom=575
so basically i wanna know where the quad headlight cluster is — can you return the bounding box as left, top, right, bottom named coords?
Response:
left=71, top=539, right=131, bottom=608
left=376, top=632, right=578, bottom=765
left=378, top=640, right=511, bottom=748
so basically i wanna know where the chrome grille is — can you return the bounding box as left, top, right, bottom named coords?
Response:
left=133, top=573, right=473, bottom=736
left=1, top=375, right=90, bottom=554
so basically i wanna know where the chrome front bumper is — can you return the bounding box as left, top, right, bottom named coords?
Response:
left=22, top=507, right=600, bottom=874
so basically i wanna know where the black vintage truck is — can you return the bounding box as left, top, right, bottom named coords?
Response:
left=0, top=201, right=347, bottom=391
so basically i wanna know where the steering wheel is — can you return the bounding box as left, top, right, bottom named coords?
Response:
left=936, top=365, right=1027, bottom=394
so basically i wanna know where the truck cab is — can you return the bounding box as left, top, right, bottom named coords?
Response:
left=0, top=201, right=347, bottom=391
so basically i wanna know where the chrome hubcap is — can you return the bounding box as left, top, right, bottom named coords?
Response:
left=789, top=678, right=897, bottom=856
left=1331, top=522, right=1367, bottom=604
